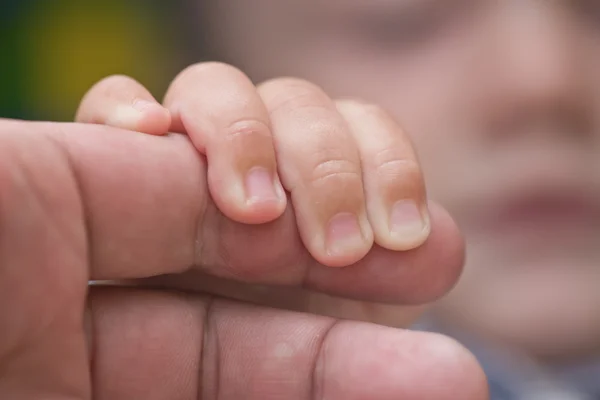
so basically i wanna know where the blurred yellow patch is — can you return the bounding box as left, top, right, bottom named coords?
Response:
left=20, top=0, right=177, bottom=120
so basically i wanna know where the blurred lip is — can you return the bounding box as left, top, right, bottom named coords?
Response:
left=474, top=187, right=600, bottom=237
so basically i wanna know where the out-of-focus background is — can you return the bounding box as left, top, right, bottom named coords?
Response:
left=1, top=0, right=185, bottom=121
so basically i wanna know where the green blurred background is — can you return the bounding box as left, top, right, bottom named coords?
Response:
left=1, top=0, right=186, bottom=121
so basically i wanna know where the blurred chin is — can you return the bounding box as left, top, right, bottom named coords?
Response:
left=436, top=258, right=600, bottom=361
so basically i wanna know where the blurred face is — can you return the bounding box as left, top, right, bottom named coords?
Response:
left=197, top=0, right=600, bottom=359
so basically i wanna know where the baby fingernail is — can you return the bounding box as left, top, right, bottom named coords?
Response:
left=390, top=200, right=428, bottom=240
left=326, top=212, right=364, bottom=256
left=245, top=167, right=281, bottom=204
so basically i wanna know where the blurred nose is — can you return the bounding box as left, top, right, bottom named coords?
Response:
left=478, top=2, right=590, bottom=139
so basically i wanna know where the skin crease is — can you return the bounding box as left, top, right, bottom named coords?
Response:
left=192, top=0, right=600, bottom=362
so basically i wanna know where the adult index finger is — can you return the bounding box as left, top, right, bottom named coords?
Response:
left=0, top=119, right=463, bottom=305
